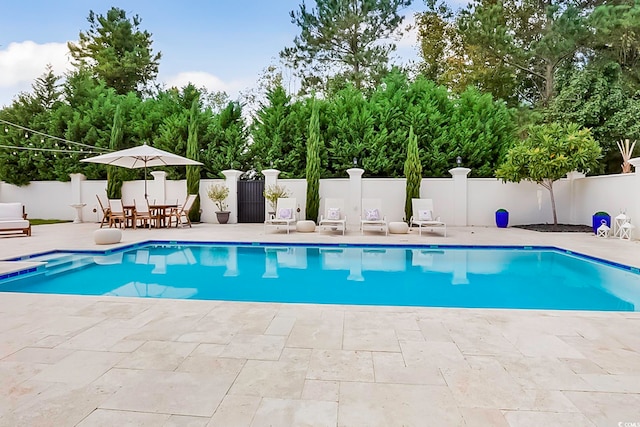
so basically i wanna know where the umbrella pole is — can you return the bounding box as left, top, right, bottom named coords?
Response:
left=144, top=164, right=148, bottom=199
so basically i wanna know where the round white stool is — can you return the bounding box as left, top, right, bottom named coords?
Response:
left=94, top=228, right=122, bottom=245
left=296, top=220, right=316, bottom=233
left=388, top=221, right=409, bottom=234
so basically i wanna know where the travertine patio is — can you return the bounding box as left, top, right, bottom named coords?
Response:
left=1, top=223, right=639, bottom=426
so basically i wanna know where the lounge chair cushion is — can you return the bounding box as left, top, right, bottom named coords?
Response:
left=418, top=209, right=433, bottom=221
left=365, top=208, right=380, bottom=221
left=327, top=208, right=341, bottom=220
left=278, top=208, right=293, bottom=219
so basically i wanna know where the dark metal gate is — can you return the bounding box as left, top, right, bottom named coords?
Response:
left=237, top=180, right=265, bottom=223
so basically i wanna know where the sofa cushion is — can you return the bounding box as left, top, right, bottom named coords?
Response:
left=0, top=203, right=24, bottom=220
left=0, top=220, right=30, bottom=229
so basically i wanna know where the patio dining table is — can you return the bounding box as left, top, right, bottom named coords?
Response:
left=149, top=203, right=178, bottom=228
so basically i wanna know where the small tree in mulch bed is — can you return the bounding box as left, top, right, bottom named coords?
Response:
left=496, top=123, right=600, bottom=225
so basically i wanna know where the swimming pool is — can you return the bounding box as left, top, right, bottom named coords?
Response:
left=2, top=242, right=639, bottom=311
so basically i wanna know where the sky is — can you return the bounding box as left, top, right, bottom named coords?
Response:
left=0, top=0, right=454, bottom=108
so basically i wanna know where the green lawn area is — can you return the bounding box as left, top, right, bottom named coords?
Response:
left=30, top=219, right=73, bottom=225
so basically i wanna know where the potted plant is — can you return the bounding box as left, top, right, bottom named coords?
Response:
left=592, top=211, right=610, bottom=235
left=263, top=184, right=291, bottom=215
left=495, top=208, right=509, bottom=228
left=207, top=184, right=230, bottom=224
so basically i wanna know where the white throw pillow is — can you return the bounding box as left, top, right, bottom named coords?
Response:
left=278, top=208, right=292, bottom=219
left=418, top=209, right=433, bottom=221
left=327, top=208, right=341, bottom=220
left=365, top=208, right=380, bottom=221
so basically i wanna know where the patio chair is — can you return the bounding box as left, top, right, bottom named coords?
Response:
left=169, top=194, right=197, bottom=228
left=108, top=199, right=127, bottom=229
left=96, top=194, right=110, bottom=228
left=318, top=198, right=347, bottom=235
left=134, top=198, right=153, bottom=229
left=409, top=198, right=446, bottom=236
left=264, top=197, right=297, bottom=234
left=360, top=198, right=388, bottom=235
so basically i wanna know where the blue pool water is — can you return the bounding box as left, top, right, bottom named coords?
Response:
left=1, top=243, right=639, bottom=311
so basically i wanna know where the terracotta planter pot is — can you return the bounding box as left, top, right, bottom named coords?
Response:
left=215, top=211, right=230, bottom=224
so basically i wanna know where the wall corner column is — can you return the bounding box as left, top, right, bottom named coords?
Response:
left=448, top=167, right=471, bottom=226
left=69, top=173, right=86, bottom=223
left=628, top=158, right=640, bottom=239
left=222, top=169, right=243, bottom=224
left=261, top=168, right=281, bottom=219
left=150, top=171, right=167, bottom=203
left=346, top=168, right=364, bottom=229
left=566, top=170, right=586, bottom=224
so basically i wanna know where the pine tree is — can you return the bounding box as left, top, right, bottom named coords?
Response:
left=186, top=99, right=201, bottom=222
left=404, top=126, right=422, bottom=222
left=306, top=101, right=321, bottom=222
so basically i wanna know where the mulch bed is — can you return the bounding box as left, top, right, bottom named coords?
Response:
left=513, top=224, right=593, bottom=233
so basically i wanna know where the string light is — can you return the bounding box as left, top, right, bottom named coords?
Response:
left=0, top=145, right=93, bottom=154
left=0, top=118, right=111, bottom=153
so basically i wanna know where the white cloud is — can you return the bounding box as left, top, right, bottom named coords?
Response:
left=397, top=13, right=418, bottom=50
left=163, top=71, right=251, bottom=98
left=0, top=41, right=72, bottom=88
left=0, top=40, right=72, bottom=107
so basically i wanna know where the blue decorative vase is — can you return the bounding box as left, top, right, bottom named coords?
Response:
left=495, top=210, right=509, bottom=228
left=592, top=213, right=610, bottom=234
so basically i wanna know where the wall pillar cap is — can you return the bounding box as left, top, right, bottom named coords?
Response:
left=150, top=171, right=167, bottom=179
left=448, top=167, right=471, bottom=177
left=222, top=169, right=243, bottom=180
left=69, top=173, right=86, bottom=180
left=261, top=169, right=281, bottom=178
left=346, top=168, right=364, bottom=178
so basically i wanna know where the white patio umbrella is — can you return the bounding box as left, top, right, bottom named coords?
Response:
left=81, top=143, right=203, bottom=198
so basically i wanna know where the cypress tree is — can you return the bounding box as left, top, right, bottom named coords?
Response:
left=306, top=101, right=321, bottom=222
left=404, top=126, right=422, bottom=222
left=186, top=99, right=201, bottom=222
left=106, top=105, right=123, bottom=199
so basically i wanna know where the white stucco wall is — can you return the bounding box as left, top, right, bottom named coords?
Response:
left=2, top=168, right=639, bottom=239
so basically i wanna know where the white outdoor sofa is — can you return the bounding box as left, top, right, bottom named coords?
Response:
left=0, top=202, right=31, bottom=236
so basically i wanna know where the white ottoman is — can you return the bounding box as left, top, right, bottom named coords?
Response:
left=296, top=220, right=316, bottom=233
left=94, top=228, right=122, bottom=245
left=388, top=221, right=409, bottom=234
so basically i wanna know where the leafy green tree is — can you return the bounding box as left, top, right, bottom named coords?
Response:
left=68, top=7, right=161, bottom=95
left=589, top=2, right=640, bottom=90
left=447, top=87, right=516, bottom=177
left=249, top=84, right=314, bottom=178
left=496, top=123, right=601, bottom=224
left=547, top=62, right=637, bottom=174
left=306, top=101, right=322, bottom=222
left=281, top=0, right=412, bottom=92
left=186, top=100, right=201, bottom=222
left=404, top=126, right=421, bottom=222
left=202, top=101, right=248, bottom=176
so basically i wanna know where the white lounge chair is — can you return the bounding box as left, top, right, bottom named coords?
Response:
left=264, top=197, right=297, bottom=234
left=318, top=198, right=347, bottom=235
left=360, top=198, right=388, bottom=235
left=409, top=198, right=446, bottom=236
